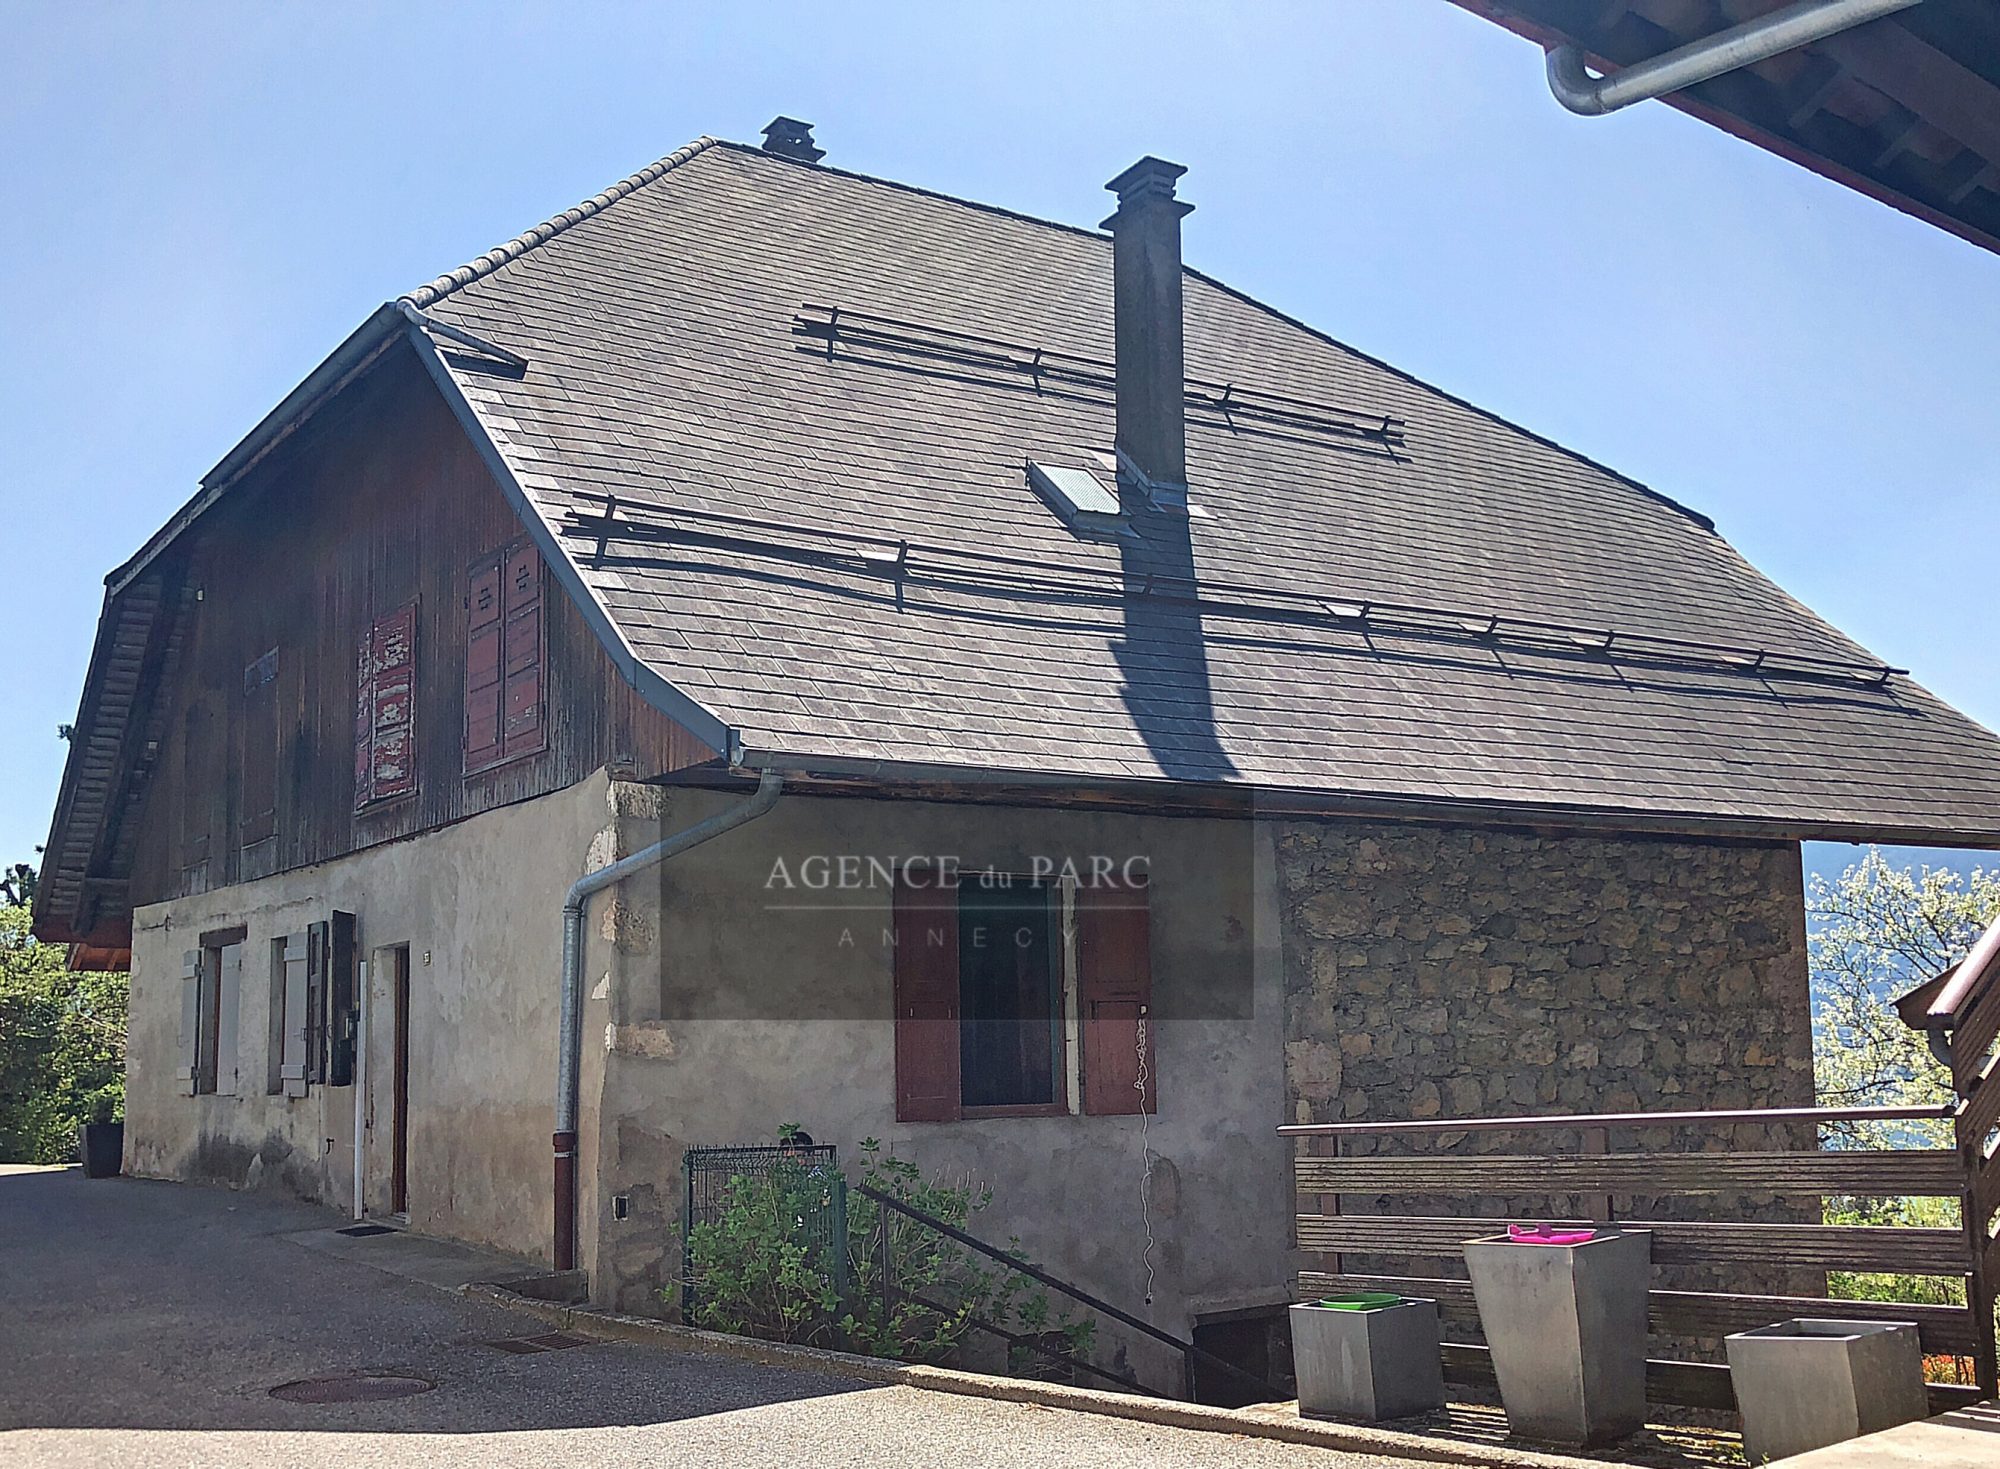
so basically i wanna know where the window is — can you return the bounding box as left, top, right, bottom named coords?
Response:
left=355, top=604, right=418, bottom=809
left=1026, top=456, right=1127, bottom=537
left=464, top=538, right=546, bottom=773
left=959, top=878, right=1061, bottom=1110
left=178, top=932, right=244, bottom=1096
left=323, top=911, right=359, bottom=1087
left=893, top=865, right=1154, bottom=1122
left=265, top=914, right=358, bottom=1095
left=239, top=650, right=279, bottom=848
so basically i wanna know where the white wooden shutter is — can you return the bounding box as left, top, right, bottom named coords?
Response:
left=280, top=933, right=310, bottom=1098
left=176, top=949, right=202, bottom=1095
left=214, top=944, right=242, bottom=1096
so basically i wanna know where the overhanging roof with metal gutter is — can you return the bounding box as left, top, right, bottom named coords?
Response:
left=1450, top=0, right=2000, bottom=257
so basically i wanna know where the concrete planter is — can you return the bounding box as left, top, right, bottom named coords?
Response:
left=1463, top=1227, right=1652, bottom=1447
left=1290, top=1297, right=1444, bottom=1422
left=1725, top=1319, right=1927, bottom=1462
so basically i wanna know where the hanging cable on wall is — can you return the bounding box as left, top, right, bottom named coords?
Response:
left=1135, top=1008, right=1156, bottom=1307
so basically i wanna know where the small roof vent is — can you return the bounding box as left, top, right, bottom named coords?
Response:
left=1027, top=455, right=1127, bottom=537
left=761, top=117, right=825, bottom=163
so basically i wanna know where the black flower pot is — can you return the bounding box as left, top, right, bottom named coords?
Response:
left=78, top=1122, right=123, bottom=1178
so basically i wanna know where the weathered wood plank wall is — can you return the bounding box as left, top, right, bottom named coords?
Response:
left=121, top=339, right=714, bottom=919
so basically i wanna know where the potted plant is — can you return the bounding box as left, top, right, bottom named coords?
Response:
left=1290, top=1292, right=1445, bottom=1421
left=1725, top=1318, right=1926, bottom=1462
left=1462, top=1225, right=1652, bottom=1447
left=77, top=1088, right=123, bottom=1179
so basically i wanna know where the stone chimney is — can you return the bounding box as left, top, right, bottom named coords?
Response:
left=1102, top=157, right=1192, bottom=505
left=761, top=117, right=825, bottom=164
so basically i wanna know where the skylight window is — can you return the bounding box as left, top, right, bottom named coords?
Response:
left=1026, top=457, right=1126, bottom=537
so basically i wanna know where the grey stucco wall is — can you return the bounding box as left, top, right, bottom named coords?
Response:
left=124, top=771, right=619, bottom=1263
left=586, top=785, right=1288, bottom=1391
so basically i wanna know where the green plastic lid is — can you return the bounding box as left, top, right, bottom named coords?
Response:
left=1312, top=1292, right=1403, bottom=1311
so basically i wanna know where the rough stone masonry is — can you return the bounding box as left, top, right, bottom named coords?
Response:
left=1275, top=819, right=1820, bottom=1323
left=1276, top=821, right=1813, bottom=1138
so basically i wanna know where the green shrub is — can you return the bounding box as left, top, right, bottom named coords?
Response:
left=681, top=1136, right=1093, bottom=1372
left=0, top=901, right=126, bottom=1163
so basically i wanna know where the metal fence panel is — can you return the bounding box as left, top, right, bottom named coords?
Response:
left=681, top=1144, right=844, bottom=1319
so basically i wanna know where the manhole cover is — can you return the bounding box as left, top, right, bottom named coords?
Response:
left=269, top=1373, right=434, bottom=1403
left=481, top=1332, right=591, bottom=1355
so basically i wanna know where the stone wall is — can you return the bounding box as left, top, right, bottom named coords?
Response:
left=1277, top=823, right=1812, bottom=1133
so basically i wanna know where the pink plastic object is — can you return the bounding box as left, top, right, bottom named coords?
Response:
left=1508, top=1224, right=1597, bottom=1245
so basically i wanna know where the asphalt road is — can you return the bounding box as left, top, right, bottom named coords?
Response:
left=0, top=1164, right=1418, bottom=1468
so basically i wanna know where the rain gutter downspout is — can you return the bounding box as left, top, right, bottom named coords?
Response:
left=1545, top=0, right=1922, bottom=116
left=553, top=768, right=784, bottom=1271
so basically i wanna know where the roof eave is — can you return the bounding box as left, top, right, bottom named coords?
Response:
left=729, top=743, right=2000, bottom=847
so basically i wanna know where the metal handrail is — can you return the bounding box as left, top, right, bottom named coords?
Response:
left=1279, top=1102, right=1950, bottom=1137
left=853, top=1181, right=1278, bottom=1401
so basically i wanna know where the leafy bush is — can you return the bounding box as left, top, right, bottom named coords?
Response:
left=681, top=1135, right=1092, bottom=1373
left=681, top=1158, right=845, bottom=1345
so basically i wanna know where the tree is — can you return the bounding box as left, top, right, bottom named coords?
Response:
left=1808, top=849, right=1999, bottom=1147
left=0, top=890, right=128, bottom=1163
left=0, top=863, right=35, bottom=906
left=1809, top=852, right=1997, bottom=1331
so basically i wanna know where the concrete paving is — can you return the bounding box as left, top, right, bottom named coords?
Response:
left=1779, top=1402, right=2000, bottom=1469
left=0, top=1164, right=1427, bottom=1467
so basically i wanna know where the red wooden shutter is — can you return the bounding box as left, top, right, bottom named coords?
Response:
left=463, top=553, right=505, bottom=770
left=465, top=539, right=546, bottom=772
left=499, top=540, right=546, bottom=762
left=1078, top=874, right=1156, bottom=1116
left=356, top=604, right=417, bottom=809
left=893, top=864, right=961, bottom=1122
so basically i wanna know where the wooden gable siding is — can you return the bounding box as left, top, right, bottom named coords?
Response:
left=126, top=339, right=715, bottom=915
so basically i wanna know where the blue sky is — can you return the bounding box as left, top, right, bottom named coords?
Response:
left=3, top=2, right=1996, bottom=884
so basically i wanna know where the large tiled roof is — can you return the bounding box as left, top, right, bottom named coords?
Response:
left=408, top=137, right=2000, bottom=838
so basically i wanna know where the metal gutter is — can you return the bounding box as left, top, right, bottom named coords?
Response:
left=1546, top=0, right=1922, bottom=116
left=553, top=768, right=783, bottom=1271
left=1926, top=912, right=2000, bottom=1030
left=396, top=300, right=527, bottom=370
